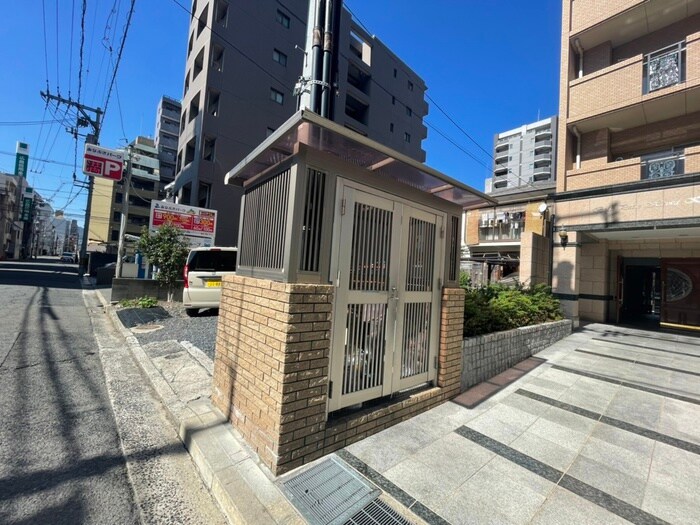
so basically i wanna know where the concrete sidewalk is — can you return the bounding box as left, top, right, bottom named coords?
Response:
left=94, top=285, right=306, bottom=525
left=96, top=279, right=700, bottom=525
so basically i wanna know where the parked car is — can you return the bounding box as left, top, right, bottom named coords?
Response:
left=60, top=252, right=75, bottom=263
left=182, top=247, right=237, bottom=316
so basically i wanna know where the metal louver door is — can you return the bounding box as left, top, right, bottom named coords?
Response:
left=393, top=207, right=442, bottom=392
left=329, top=188, right=400, bottom=412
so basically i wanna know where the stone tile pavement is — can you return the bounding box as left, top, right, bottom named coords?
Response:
left=342, top=324, right=700, bottom=525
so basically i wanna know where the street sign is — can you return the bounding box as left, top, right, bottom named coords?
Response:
left=83, top=144, right=124, bottom=181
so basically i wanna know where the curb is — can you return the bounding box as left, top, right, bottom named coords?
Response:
left=93, top=287, right=304, bottom=525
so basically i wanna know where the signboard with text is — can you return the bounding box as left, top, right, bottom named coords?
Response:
left=83, top=144, right=124, bottom=181
left=149, top=201, right=217, bottom=247
left=15, top=141, right=29, bottom=178
left=21, top=197, right=33, bottom=222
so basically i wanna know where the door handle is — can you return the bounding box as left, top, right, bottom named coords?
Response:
left=390, top=286, right=398, bottom=301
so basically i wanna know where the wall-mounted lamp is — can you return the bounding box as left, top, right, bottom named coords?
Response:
left=558, top=228, right=569, bottom=248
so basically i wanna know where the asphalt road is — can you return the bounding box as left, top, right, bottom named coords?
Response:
left=0, top=258, right=226, bottom=524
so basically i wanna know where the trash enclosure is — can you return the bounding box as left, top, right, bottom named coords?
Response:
left=213, top=110, right=492, bottom=474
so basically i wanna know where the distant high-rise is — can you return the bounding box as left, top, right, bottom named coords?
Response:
left=173, top=0, right=429, bottom=246
left=154, top=96, right=181, bottom=187
left=486, top=116, right=557, bottom=195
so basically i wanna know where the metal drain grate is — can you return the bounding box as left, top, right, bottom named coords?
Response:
left=282, top=457, right=380, bottom=525
left=345, top=498, right=415, bottom=525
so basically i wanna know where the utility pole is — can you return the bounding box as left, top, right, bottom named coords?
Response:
left=40, top=90, right=103, bottom=274
left=115, top=145, right=133, bottom=279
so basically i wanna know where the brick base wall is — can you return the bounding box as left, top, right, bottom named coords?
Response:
left=213, top=277, right=466, bottom=475
left=461, top=320, right=572, bottom=390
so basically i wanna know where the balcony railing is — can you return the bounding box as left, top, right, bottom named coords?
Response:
left=479, top=218, right=525, bottom=242
left=641, top=150, right=685, bottom=180
left=643, top=42, right=686, bottom=94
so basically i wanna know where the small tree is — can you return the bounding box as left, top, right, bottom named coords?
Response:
left=137, top=224, right=189, bottom=302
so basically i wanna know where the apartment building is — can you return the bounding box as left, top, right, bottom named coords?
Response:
left=174, top=0, right=429, bottom=246
left=154, top=96, right=181, bottom=187
left=0, top=173, right=22, bottom=258
left=487, top=116, right=557, bottom=194
left=553, top=0, right=700, bottom=330
left=89, top=137, right=162, bottom=250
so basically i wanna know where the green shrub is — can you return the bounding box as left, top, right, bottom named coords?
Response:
left=459, top=270, right=471, bottom=289
left=119, top=296, right=158, bottom=309
left=463, top=284, right=562, bottom=337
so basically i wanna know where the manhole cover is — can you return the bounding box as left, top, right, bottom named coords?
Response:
left=131, top=325, right=164, bottom=333
left=282, top=457, right=379, bottom=525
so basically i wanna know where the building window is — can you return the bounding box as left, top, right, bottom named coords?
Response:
left=188, top=92, right=200, bottom=123
left=276, top=10, right=290, bottom=28
left=393, top=68, right=397, bottom=78
left=407, top=80, right=414, bottom=91
left=389, top=123, right=394, bottom=132
left=406, top=106, right=412, bottom=117
left=197, top=4, right=208, bottom=36
left=203, top=136, right=216, bottom=161
left=272, top=49, right=287, bottom=66
left=111, top=229, right=120, bottom=241
left=211, top=44, right=224, bottom=72
left=193, top=47, right=205, bottom=79
left=391, top=96, right=395, bottom=105
left=215, top=0, right=228, bottom=26
left=270, top=88, right=284, bottom=104
left=185, top=137, right=196, bottom=166
left=187, top=32, right=194, bottom=56
left=208, top=90, right=220, bottom=116
left=112, top=211, right=121, bottom=222
left=404, top=132, right=411, bottom=143
left=198, top=183, right=210, bottom=208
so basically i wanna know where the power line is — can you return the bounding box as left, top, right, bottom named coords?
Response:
left=55, top=0, right=61, bottom=92
left=78, top=0, right=87, bottom=101
left=68, top=0, right=76, bottom=98
left=41, top=0, right=50, bottom=91
left=102, top=0, right=136, bottom=120
left=0, top=150, right=78, bottom=168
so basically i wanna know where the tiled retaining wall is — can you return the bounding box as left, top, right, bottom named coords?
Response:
left=461, top=320, right=572, bottom=390
left=213, top=276, right=465, bottom=475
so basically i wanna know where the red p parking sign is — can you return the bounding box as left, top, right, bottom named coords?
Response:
left=83, top=144, right=124, bottom=181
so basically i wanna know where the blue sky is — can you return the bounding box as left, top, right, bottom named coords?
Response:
left=0, top=1, right=562, bottom=226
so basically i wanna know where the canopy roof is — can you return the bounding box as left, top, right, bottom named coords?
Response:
left=225, top=110, right=494, bottom=209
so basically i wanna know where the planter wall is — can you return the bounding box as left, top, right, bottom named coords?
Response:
left=111, top=278, right=184, bottom=302
left=461, top=320, right=572, bottom=391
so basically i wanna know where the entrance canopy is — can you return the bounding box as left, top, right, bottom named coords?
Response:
left=225, top=110, right=494, bottom=210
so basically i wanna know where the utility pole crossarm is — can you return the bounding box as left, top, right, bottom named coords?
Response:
left=39, top=89, right=104, bottom=273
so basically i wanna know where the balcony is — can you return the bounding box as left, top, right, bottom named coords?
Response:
left=570, top=0, right=699, bottom=49
left=478, top=217, right=525, bottom=242
left=532, top=165, right=552, bottom=181
left=568, top=34, right=700, bottom=133
left=534, top=140, right=552, bottom=152
left=494, top=150, right=509, bottom=162
left=494, top=164, right=508, bottom=175
left=641, top=150, right=685, bottom=179
left=563, top=144, right=700, bottom=191
left=534, top=153, right=551, bottom=165
left=534, top=128, right=552, bottom=139
left=495, top=141, right=509, bottom=153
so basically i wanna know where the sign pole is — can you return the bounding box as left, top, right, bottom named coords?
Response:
left=115, top=146, right=133, bottom=279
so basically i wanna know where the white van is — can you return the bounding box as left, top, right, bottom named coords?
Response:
left=182, top=247, right=237, bottom=316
